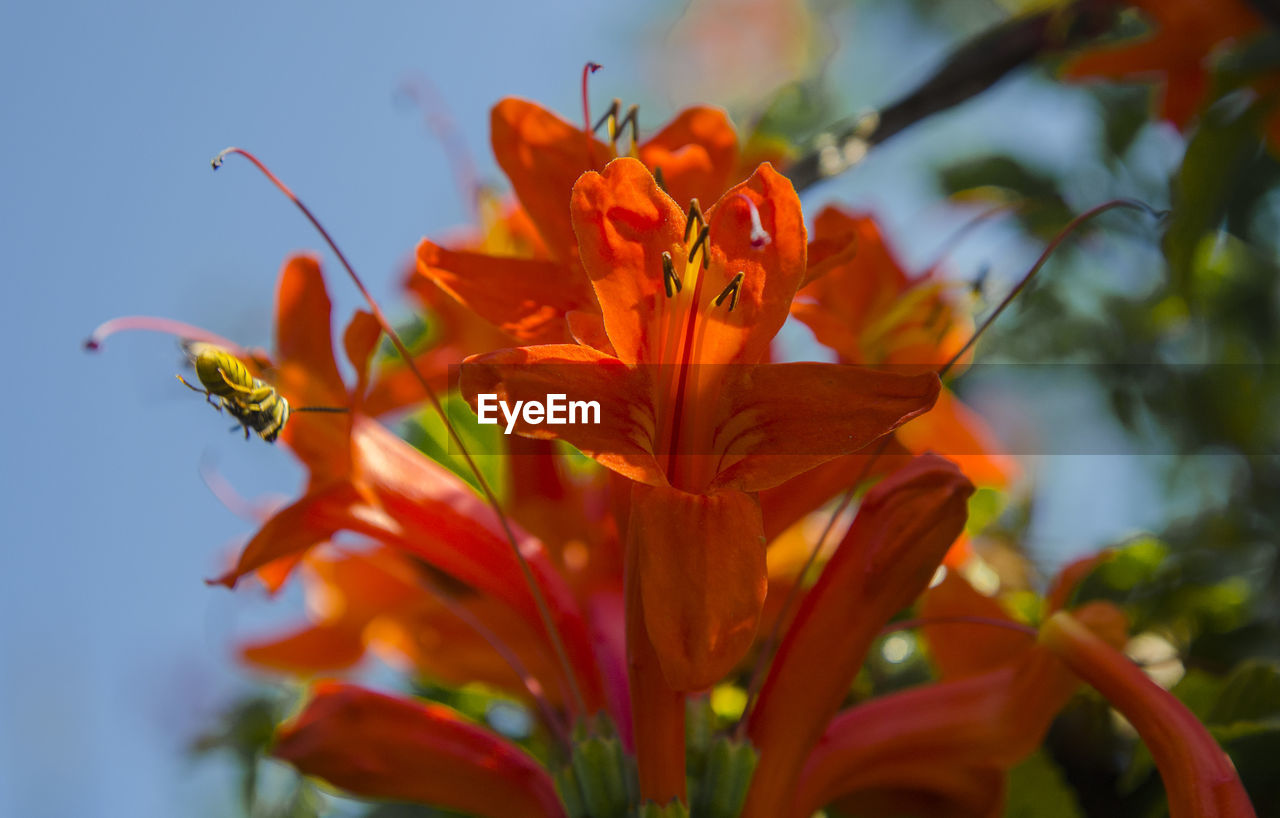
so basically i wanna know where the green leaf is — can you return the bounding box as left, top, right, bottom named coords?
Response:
left=1210, top=662, right=1280, bottom=724
left=1162, top=97, right=1269, bottom=298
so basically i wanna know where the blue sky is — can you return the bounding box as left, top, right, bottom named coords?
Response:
left=0, top=2, right=1171, bottom=815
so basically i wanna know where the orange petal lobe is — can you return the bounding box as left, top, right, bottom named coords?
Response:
left=895, top=386, right=1019, bottom=487
left=274, top=255, right=346, bottom=405
left=460, top=344, right=667, bottom=487
left=241, top=623, right=367, bottom=674
left=691, top=163, right=807, bottom=367
left=630, top=482, right=767, bottom=690
left=711, top=363, right=941, bottom=492
left=570, top=157, right=686, bottom=365
left=638, top=105, right=739, bottom=207
left=415, top=239, right=593, bottom=344
left=919, top=570, right=1026, bottom=679
left=274, top=682, right=565, bottom=818
left=211, top=481, right=362, bottom=588
left=491, top=97, right=604, bottom=262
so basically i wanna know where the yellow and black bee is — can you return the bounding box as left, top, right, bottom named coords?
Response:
left=177, top=341, right=345, bottom=442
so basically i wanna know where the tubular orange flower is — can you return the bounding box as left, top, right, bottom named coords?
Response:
left=742, top=455, right=974, bottom=817
left=462, top=157, right=941, bottom=691
left=1041, top=609, right=1257, bottom=818
left=794, top=601, right=1129, bottom=818
left=274, top=682, right=566, bottom=818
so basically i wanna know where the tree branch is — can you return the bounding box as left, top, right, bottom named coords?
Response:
left=784, top=2, right=1118, bottom=193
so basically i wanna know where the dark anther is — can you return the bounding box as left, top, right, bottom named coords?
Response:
left=616, top=104, right=639, bottom=147
left=591, top=99, right=621, bottom=135
left=662, top=252, right=682, bottom=298
left=684, top=200, right=705, bottom=243
left=687, top=225, right=711, bottom=269
left=714, top=272, right=745, bottom=312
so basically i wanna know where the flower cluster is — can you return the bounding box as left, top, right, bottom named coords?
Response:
left=95, top=89, right=1256, bottom=817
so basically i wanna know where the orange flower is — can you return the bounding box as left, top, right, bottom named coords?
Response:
left=462, top=158, right=941, bottom=690
left=274, top=682, right=565, bottom=818
left=1041, top=609, right=1257, bottom=818
left=793, top=207, right=1018, bottom=489
left=742, top=456, right=974, bottom=816
left=1062, top=0, right=1264, bottom=128
left=795, top=601, right=1129, bottom=817
left=414, top=97, right=744, bottom=346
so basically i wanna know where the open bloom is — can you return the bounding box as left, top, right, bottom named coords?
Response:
left=793, top=206, right=1019, bottom=490
left=414, top=97, right=745, bottom=345
left=462, top=157, right=941, bottom=689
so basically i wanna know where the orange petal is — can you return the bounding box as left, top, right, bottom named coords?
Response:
left=414, top=239, right=593, bottom=344
left=459, top=344, right=668, bottom=487
left=240, top=622, right=367, bottom=674
left=919, top=570, right=1027, bottom=679
left=1045, top=550, right=1111, bottom=613
left=570, top=157, right=687, bottom=365
left=343, top=310, right=382, bottom=400
left=801, top=205, right=863, bottom=288
left=491, top=97, right=605, bottom=262
left=638, top=105, right=739, bottom=207
left=895, top=386, right=1019, bottom=487
left=565, top=309, right=615, bottom=355
left=347, top=419, right=606, bottom=713
left=697, top=162, right=807, bottom=366
left=795, top=644, right=1081, bottom=816
left=210, top=481, right=363, bottom=588
left=743, top=456, right=973, bottom=817
left=630, top=482, right=766, bottom=690
left=274, top=255, right=347, bottom=405
left=217, top=419, right=606, bottom=714
left=273, top=257, right=351, bottom=479
left=274, top=682, right=565, bottom=818
left=1040, top=608, right=1255, bottom=818
left=374, top=594, right=572, bottom=707
left=758, top=443, right=914, bottom=542
left=362, top=345, right=457, bottom=417
left=711, top=363, right=941, bottom=492
left=792, top=211, right=910, bottom=360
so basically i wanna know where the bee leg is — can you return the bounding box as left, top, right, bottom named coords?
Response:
left=177, top=374, right=211, bottom=398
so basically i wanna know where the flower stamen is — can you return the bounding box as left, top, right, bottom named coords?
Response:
left=662, top=251, right=682, bottom=298
left=687, top=225, right=711, bottom=269
left=591, top=99, right=640, bottom=157
left=713, top=272, right=744, bottom=312
left=684, top=200, right=706, bottom=243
